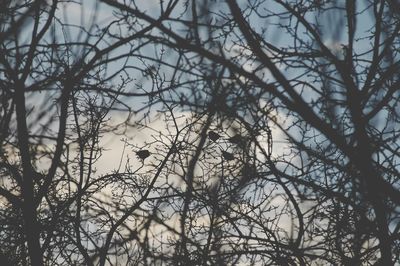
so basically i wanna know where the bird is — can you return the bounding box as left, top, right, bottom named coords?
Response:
left=228, top=134, right=242, bottom=144
left=208, top=131, right=220, bottom=142
left=170, top=143, right=182, bottom=154
left=241, top=164, right=257, bottom=178
left=221, top=150, right=234, bottom=161
left=136, top=149, right=150, bottom=160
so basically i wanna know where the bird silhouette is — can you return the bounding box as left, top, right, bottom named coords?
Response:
left=228, top=134, right=242, bottom=144
left=208, top=131, right=220, bottom=142
left=221, top=150, right=234, bottom=161
left=136, top=149, right=150, bottom=160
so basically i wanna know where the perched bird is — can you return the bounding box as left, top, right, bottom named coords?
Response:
left=241, top=164, right=257, bottom=178
left=136, top=149, right=150, bottom=160
left=208, top=131, right=220, bottom=142
left=236, top=164, right=257, bottom=189
left=170, top=144, right=178, bottom=154
left=228, top=134, right=242, bottom=144
left=221, top=150, right=235, bottom=161
left=170, top=143, right=182, bottom=154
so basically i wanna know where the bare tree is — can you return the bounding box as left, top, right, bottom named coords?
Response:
left=0, top=0, right=178, bottom=265
left=1, top=0, right=400, bottom=265
left=99, top=0, right=400, bottom=265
